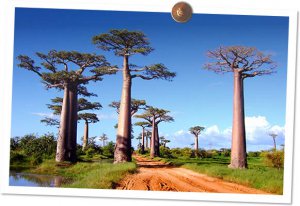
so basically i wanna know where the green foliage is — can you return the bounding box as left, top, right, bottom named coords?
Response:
left=10, top=151, right=26, bottom=164
left=248, top=151, right=261, bottom=157
left=100, top=141, right=115, bottom=158
left=219, top=148, right=231, bottom=157
left=159, top=155, right=283, bottom=194
left=262, top=150, right=284, bottom=169
left=169, top=147, right=193, bottom=158
left=10, top=133, right=57, bottom=166
left=30, top=160, right=137, bottom=189
left=159, top=146, right=173, bottom=158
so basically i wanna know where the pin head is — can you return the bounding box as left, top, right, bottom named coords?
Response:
left=171, top=2, right=193, bottom=23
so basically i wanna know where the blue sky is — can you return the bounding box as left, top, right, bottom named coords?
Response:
left=11, top=8, right=289, bottom=151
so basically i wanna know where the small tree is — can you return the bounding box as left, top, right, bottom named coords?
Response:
left=99, top=133, right=108, bottom=147
left=93, top=29, right=176, bottom=163
left=134, top=121, right=151, bottom=154
left=204, top=46, right=276, bottom=169
left=189, top=126, right=205, bottom=157
left=269, top=132, right=278, bottom=151
left=135, top=107, right=174, bottom=158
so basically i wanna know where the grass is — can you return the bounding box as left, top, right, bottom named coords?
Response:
left=30, top=159, right=137, bottom=189
left=157, top=155, right=283, bottom=194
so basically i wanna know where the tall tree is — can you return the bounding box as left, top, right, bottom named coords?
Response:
left=134, top=121, right=151, bottom=154
left=135, top=107, right=174, bottom=158
left=99, top=133, right=108, bottom=147
left=41, top=97, right=102, bottom=151
left=189, top=126, right=205, bottom=156
left=18, top=50, right=115, bottom=162
left=269, top=132, right=278, bottom=151
left=144, top=130, right=152, bottom=150
left=93, top=29, right=176, bottom=163
left=204, top=46, right=276, bottom=169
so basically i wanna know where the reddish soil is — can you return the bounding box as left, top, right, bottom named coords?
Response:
left=116, top=155, right=269, bottom=194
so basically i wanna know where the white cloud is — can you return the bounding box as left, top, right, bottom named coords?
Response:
left=32, top=112, right=57, bottom=119
left=165, top=115, right=285, bottom=151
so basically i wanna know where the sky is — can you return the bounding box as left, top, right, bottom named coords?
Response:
left=11, top=8, right=289, bottom=151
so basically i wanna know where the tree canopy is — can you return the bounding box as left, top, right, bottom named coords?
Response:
left=204, top=46, right=277, bottom=78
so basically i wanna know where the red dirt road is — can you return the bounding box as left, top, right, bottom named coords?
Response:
left=116, top=155, right=269, bottom=194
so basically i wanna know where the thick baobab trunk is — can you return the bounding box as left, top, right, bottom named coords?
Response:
left=82, top=121, right=89, bottom=151
left=67, top=87, right=78, bottom=163
left=141, top=127, right=145, bottom=154
left=56, top=85, right=70, bottom=162
left=114, top=55, right=132, bottom=163
left=154, top=124, right=160, bottom=156
left=229, top=71, right=247, bottom=169
left=150, top=119, right=156, bottom=158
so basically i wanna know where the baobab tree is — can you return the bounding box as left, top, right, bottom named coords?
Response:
left=144, top=130, right=152, bottom=150
left=134, top=121, right=151, bottom=154
left=160, top=136, right=171, bottom=148
left=269, top=132, right=278, bottom=151
left=41, top=97, right=102, bottom=151
left=189, top=126, right=205, bottom=156
left=18, top=50, right=115, bottom=162
left=109, top=99, right=147, bottom=116
left=93, top=29, right=176, bottom=163
left=204, top=46, right=276, bottom=169
left=135, top=107, right=174, bottom=158
left=80, top=113, right=99, bottom=151
left=99, top=133, right=108, bottom=147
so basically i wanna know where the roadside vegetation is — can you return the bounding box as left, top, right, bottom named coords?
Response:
left=10, top=134, right=137, bottom=189
left=139, top=146, right=284, bottom=194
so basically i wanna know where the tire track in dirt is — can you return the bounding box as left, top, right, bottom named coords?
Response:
left=115, top=155, right=270, bottom=194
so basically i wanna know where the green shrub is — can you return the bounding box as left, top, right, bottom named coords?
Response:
left=262, top=150, right=284, bottom=169
left=102, top=141, right=115, bottom=158
left=85, top=148, right=96, bottom=158
left=10, top=151, right=26, bottom=164
left=197, top=149, right=212, bottom=158
left=159, top=146, right=173, bottom=158
left=248, top=151, right=261, bottom=157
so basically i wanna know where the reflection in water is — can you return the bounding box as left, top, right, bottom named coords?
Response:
left=9, top=172, right=70, bottom=187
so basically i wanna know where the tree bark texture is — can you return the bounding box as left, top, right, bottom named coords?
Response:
left=56, top=85, right=70, bottom=162
left=194, top=135, right=199, bottom=157
left=82, top=121, right=88, bottom=151
left=229, top=71, right=247, bottom=169
left=150, top=119, right=156, bottom=158
left=67, top=86, right=78, bottom=163
left=141, top=127, right=145, bottom=153
left=114, top=55, right=132, bottom=163
left=154, top=124, right=160, bottom=156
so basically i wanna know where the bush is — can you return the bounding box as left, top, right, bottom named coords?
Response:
left=10, top=151, right=26, bottom=164
left=219, top=148, right=231, bottom=157
left=196, top=149, right=212, bottom=158
left=159, top=146, right=173, bottom=158
left=262, top=150, right=284, bottom=169
left=102, top=141, right=115, bottom=158
left=248, top=151, right=261, bottom=157
left=85, top=148, right=96, bottom=158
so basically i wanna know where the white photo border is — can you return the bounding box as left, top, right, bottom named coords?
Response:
left=0, top=0, right=297, bottom=204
